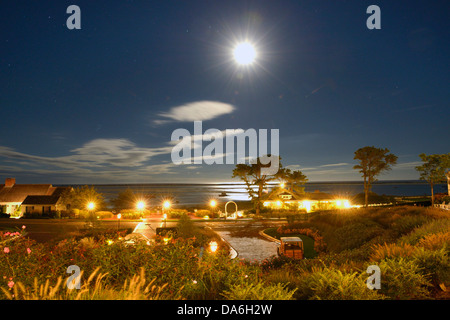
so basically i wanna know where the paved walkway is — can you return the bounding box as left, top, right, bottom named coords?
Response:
left=205, top=220, right=283, bottom=262
left=130, top=219, right=284, bottom=262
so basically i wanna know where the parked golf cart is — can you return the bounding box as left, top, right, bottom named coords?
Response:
left=277, top=237, right=304, bottom=259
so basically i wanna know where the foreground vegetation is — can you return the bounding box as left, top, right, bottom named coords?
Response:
left=1, top=206, right=449, bottom=300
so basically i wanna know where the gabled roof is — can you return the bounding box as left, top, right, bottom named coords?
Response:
left=0, top=184, right=53, bottom=203
left=264, top=188, right=336, bottom=202
left=264, top=188, right=304, bottom=201
left=21, top=186, right=72, bottom=205
left=0, top=184, right=71, bottom=204
left=301, top=191, right=335, bottom=201
left=22, top=195, right=60, bottom=205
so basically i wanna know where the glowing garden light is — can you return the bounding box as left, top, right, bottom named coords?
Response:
left=163, top=201, right=171, bottom=209
left=87, top=202, right=95, bottom=210
left=303, top=200, right=311, bottom=213
left=136, top=201, right=145, bottom=210
left=209, top=241, right=218, bottom=253
left=117, top=213, right=122, bottom=230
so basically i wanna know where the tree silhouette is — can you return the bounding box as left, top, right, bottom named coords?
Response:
left=353, top=146, right=398, bottom=207
left=415, top=153, right=450, bottom=206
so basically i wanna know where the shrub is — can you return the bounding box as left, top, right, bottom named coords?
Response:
left=378, top=258, right=431, bottom=299
left=296, top=267, right=384, bottom=300
left=370, top=243, right=417, bottom=261
left=399, top=219, right=450, bottom=245
left=168, top=209, right=189, bottom=219
left=327, top=221, right=384, bottom=252
left=411, top=247, right=450, bottom=286
left=418, top=231, right=450, bottom=252
left=221, top=281, right=296, bottom=300
left=118, top=210, right=145, bottom=219
left=435, top=195, right=450, bottom=204
left=96, top=211, right=113, bottom=219
left=260, top=255, right=298, bottom=271
left=391, top=215, right=430, bottom=236
left=194, top=209, right=211, bottom=218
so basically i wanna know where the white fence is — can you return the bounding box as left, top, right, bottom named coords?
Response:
left=434, top=203, right=450, bottom=211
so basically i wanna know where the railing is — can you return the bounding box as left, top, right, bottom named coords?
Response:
left=434, top=203, right=450, bottom=211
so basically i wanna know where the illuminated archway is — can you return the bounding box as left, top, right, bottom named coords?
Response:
left=225, top=201, right=238, bottom=219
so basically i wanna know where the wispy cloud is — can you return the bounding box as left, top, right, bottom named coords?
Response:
left=70, top=139, right=171, bottom=168
left=392, top=104, right=433, bottom=113
left=394, top=161, right=423, bottom=169
left=0, top=138, right=177, bottom=182
left=0, top=140, right=172, bottom=170
left=319, top=162, right=350, bottom=168
left=286, top=162, right=350, bottom=171
left=154, top=101, right=235, bottom=124
left=169, top=129, right=244, bottom=149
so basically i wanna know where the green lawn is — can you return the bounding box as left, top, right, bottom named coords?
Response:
left=263, top=227, right=317, bottom=259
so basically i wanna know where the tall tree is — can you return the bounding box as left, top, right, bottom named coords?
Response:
left=232, top=155, right=281, bottom=216
left=353, top=146, right=398, bottom=207
left=60, top=185, right=105, bottom=211
left=415, top=153, right=450, bottom=206
left=275, top=167, right=308, bottom=194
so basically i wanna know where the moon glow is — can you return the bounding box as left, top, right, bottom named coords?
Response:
left=233, top=42, right=257, bottom=65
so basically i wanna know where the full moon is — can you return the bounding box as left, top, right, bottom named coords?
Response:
left=233, top=42, right=257, bottom=65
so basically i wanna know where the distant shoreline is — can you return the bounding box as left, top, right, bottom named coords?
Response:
left=56, top=180, right=437, bottom=187
left=51, top=180, right=446, bottom=207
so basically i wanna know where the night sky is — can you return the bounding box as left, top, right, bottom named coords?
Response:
left=1, top=0, right=449, bottom=184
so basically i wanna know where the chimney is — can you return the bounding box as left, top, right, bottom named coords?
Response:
left=5, top=178, right=15, bottom=187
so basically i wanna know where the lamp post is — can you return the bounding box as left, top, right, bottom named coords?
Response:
left=137, top=201, right=145, bottom=219
left=163, top=201, right=170, bottom=228
left=86, top=202, right=96, bottom=228
left=209, top=200, right=217, bottom=219
left=117, top=213, right=122, bottom=231
left=87, top=202, right=95, bottom=217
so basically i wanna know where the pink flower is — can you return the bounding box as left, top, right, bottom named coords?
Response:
left=22, top=225, right=26, bottom=229
left=7, top=281, right=14, bottom=289
left=3, top=247, right=9, bottom=254
left=27, top=248, right=31, bottom=254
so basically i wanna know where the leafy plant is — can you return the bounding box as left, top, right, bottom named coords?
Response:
left=378, top=258, right=431, bottom=300
left=296, top=267, right=384, bottom=300
left=370, top=243, right=417, bottom=261
left=221, top=281, right=296, bottom=300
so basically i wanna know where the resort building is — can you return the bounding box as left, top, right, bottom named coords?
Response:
left=0, top=178, right=71, bottom=216
left=262, top=187, right=351, bottom=212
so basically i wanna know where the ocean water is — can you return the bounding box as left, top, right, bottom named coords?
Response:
left=78, top=181, right=447, bottom=207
